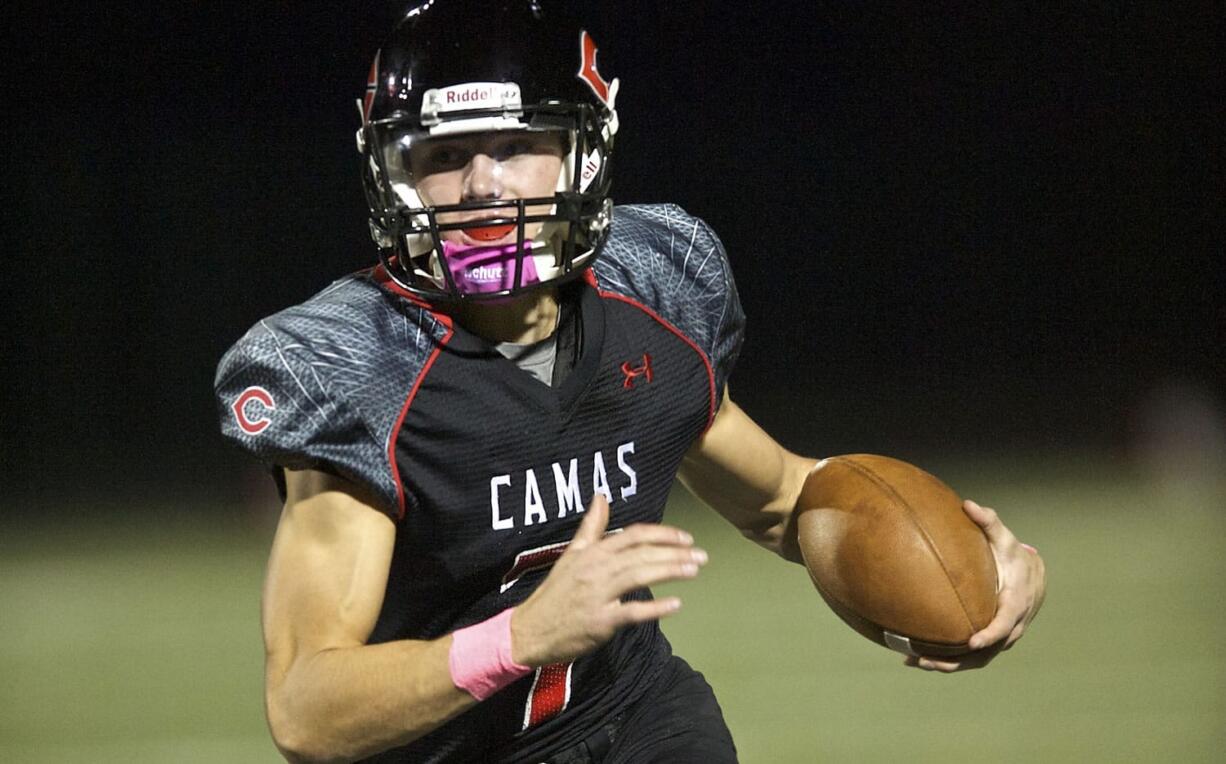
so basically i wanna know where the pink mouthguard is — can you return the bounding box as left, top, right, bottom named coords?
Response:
left=442, top=241, right=540, bottom=295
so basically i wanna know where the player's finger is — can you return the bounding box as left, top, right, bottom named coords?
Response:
left=914, top=653, right=985, bottom=672
left=913, top=640, right=1004, bottom=672
left=912, top=656, right=956, bottom=672
left=968, top=592, right=1024, bottom=650
left=605, top=544, right=707, bottom=579
left=1002, top=619, right=1027, bottom=650
left=601, top=522, right=694, bottom=551
left=570, top=494, right=610, bottom=549
left=608, top=559, right=703, bottom=594
left=963, top=500, right=1016, bottom=547
left=907, top=654, right=955, bottom=672
left=611, top=597, right=682, bottom=627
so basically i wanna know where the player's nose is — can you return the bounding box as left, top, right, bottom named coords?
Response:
left=462, top=153, right=503, bottom=201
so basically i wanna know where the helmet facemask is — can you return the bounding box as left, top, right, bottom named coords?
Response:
left=361, top=95, right=616, bottom=302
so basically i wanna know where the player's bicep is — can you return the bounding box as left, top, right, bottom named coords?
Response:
left=262, top=468, right=396, bottom=682
left=680, top=389, right=796, bottom=501
left=680, top=389, right=745, bottom=475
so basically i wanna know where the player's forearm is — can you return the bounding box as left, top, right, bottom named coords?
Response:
left=267, top=636, right=474, bottom=763
left=678, top=397, right=817, bottom=560
left=681, top=447, right=816, bottom=557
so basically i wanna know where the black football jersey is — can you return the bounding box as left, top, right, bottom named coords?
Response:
left=215, top=204, right=745, bottom=762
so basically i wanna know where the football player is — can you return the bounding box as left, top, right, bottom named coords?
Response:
left=215, top=3, right=1046, bottom=762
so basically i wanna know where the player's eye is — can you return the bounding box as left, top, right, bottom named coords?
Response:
left=493, top=139, right=532, bottom=161
left=409, top=142, right=470, bottom=176
left=427, top=146, right=469, bottom=170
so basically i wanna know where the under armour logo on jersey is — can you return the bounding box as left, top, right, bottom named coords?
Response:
left=232, top=386, right=276, bottom=435
left=620, top=354, right=653, bottom=389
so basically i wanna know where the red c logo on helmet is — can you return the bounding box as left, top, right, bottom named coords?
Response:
left=233, top=386, right=276, bottom=435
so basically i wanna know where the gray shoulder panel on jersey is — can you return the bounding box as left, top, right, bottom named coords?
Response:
left=593, top=203, right=746, bottom=406
left=214, top=273, right=449, bottom=517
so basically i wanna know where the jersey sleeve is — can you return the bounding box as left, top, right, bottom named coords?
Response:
left=594, top=204, right=747, bottom=410
left=215, top=313, right=385, bottom=500
left=213, top=278, right=447, bottom=518
left=693, top=214, right=747, bottom=406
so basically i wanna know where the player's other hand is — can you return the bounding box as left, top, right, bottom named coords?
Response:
left=905, top=499, right=1046, bottom=672
left=510, top=494, right=706, bottom=667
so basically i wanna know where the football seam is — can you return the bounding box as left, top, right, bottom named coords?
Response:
left=834, top=457, right=978, bottom=636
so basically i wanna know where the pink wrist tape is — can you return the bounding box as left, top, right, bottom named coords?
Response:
left=449, top=609, right=531, bottom=701
left=1020, top=542, right=1038, bottom=554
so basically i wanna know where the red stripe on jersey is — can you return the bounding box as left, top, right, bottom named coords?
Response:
left=388, top=324, right=454, bottom=520
left=372, top=264, right=438, bottom=311
left=596, top=291, right=718, bottom=433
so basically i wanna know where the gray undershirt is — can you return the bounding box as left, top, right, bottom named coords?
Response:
left=495, top=335, right=558, bottom=386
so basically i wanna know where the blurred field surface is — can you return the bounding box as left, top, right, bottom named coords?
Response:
left=2, top=459, right=1223, bottom=762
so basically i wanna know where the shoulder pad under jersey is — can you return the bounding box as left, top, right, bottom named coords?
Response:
left=213, top=273, right=450, bottom=516
left=593, top=203, right=746, bottom=407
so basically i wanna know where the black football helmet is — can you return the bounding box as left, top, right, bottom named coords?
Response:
left=357, top=1, right=620, bottom=301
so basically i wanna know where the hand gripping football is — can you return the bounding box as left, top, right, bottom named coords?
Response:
left=796, top=455, right=997, bottom=657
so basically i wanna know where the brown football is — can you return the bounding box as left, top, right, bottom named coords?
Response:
left=796, top=454, right=997, bottom=657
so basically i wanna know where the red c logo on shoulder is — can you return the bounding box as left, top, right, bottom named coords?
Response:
left=233, top=386, right=276, bottom=435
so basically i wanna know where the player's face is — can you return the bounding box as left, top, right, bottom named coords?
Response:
left=410, top=130, right=566, bottom=246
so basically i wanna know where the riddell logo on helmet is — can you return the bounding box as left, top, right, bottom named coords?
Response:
left=425, top=82, right=523, bottom=116
left=446, top=86, right=500, bottom=104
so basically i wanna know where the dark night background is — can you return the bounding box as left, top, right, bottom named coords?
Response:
left=4, top=2, right=1221, bottom=513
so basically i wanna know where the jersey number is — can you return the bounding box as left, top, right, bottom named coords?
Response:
left=500, top=532, right=616, bottom=731
left=502, top=540, right=573, bottom=730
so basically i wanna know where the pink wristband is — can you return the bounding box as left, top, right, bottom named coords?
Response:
left=1020, top=542, right=1038, bottom=554
left=449, top=609, right=531, bottom=701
